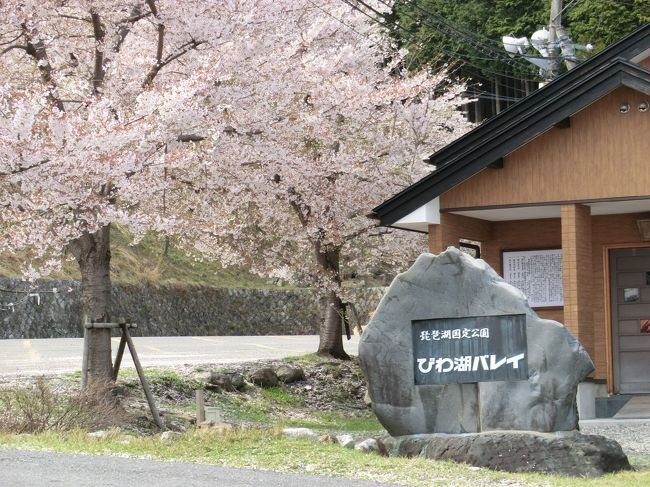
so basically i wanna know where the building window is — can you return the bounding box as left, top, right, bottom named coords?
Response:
left=459, top=239, right=481, bottom=259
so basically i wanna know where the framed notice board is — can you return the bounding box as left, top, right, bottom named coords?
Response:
left=502, top=249, right=563, bottom=308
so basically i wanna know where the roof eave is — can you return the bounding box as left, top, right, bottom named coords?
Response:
left=374, top=60, right=650, bottom=226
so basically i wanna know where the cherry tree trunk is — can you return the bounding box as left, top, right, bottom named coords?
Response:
left=68, top=225, right=114, bottom=386
left=315, top=245, right=350, bottom=360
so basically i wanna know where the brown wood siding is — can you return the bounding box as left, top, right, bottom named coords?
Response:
left=440, top=87, right=650, bottom=209
left=640, top=56, right=650, bottom=70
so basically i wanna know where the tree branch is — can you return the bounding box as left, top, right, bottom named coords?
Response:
left=0, top=44, right=27, bottom=57
left=21, top=23, right=65, bottom=112
left=142, top=38, right=205, bottom=87
left=287, top=187, right=311, bottom=227
left=142, top=0, right=164, bottom=87
left=90, top=11, right=106, bottom=95
left=121, top=133, right=204, bottom=180
left=0, top=159, right=51, bottom=176
left=145, top=0, right=159, bottom=17
left=0, top=32, right=23, bottom=46
left=113, top=5, right=148, bottom=53
left=177, top=134, right=206, bottom=143
left=343, top=225, right=390, bottom=243
left=57, top=13, right=92, bottom=23
left=140, top=0, right=206, bottom=87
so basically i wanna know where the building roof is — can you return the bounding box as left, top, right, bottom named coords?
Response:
left=373, top=23, right=650, bottom=228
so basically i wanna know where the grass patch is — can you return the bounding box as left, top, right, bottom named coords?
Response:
left=0, top=224, right=273, bottom=288
left=284, top=411, right=383, bottom=433
left=1, top=429, right=648, bottom=487
left=260, top=387, right=304, bottom=407
left=118, top=369, right=203, bottom=407
left=64, top=371, right=82, bottom=381
left=282, top=353, right=325, bottom=365
left=2, top=364, right=649, bottom=486
left=215, top=395, right=274, bottom=424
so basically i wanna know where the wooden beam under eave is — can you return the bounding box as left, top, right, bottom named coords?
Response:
left=488, top=158, right=504, bottom=169
left=555, top=117, right=571, bottom=129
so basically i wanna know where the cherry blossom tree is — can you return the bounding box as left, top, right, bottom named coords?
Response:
left=173, top=2, right=472, bottom=359
left=0, top=0, right=272, bottom=384
left=0, top=0, right=470, bottom=372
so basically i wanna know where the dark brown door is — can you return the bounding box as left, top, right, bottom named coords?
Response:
left=610, top=247, right=650, bottom=393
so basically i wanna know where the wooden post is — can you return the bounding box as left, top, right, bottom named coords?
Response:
left=196, top=390, right=205, bottom=424
left=112, top=333, right=128, bottom=381
left=81, top=326, right=90, bottom=388
left=120, top=324, right=164, bottom=429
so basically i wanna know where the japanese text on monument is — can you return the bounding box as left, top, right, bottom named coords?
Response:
left=412, top=314, right=528, bottom=385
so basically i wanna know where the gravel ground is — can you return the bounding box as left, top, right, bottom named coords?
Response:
left=580, top=420, right=650, bottom=457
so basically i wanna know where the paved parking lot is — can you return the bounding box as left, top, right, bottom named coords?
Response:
left=0, top=335, right=360, bottom=376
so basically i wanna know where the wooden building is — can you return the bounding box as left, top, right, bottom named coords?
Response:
left=373, top=24, right=650, bottom=400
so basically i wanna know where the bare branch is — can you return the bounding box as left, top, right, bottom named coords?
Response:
left=57, top=14, right=92, bottom=23
left=167, top=173, right=207, bottom=193
left=0, top=159, right=51, bottom=176
left=21, top=23, right=65, bottom=112
left=177, top=134, right=206, bottom=143
left=113, top=5, right=148, bottom=53
left=142, top=38, right=205, bottom=87
left=141, top=0, right=206, bottom=87
left=286, top=186, right=311, bottom=227
left=145, top=0, right=159, bottom=17
left=90, top=11, right=106, bottom=94
left=0, top=44, right=27, bottom=57
left=0, top=32, right=23, bottom=46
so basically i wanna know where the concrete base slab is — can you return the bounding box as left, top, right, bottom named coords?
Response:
left=596, top=395, right=631, bottom=418
left=614, top=395, right=650, bottom=419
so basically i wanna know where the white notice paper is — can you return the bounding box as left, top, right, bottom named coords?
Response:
left=503, top=249, right=563, bottom=308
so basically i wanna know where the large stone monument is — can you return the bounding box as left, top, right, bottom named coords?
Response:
left=359, top=248, right=630, bottom=476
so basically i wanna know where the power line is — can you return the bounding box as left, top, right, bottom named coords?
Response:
left=306, top=0, right=370, bottom=40
left=324, top=0, right=534, bottom=110
left=466, top=91, right=523, bottom=103
left=373, top=0, right=539, bottom=70
left=340, top=0, right=537, bottom=96
left=345, top=0, right=540, bottom=82
left=552, top=0, right=585, bottom=22
left=313, top=0, right=524, bottom=89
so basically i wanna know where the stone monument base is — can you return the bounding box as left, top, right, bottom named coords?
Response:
left=380, top=430, right=631, bottom=477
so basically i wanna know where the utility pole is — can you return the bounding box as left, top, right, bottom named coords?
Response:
left=502, top=0, right=592, bottom=81
left=549, top=0, right=578, bottom=73
left=548, top=0, right=562, bottom=77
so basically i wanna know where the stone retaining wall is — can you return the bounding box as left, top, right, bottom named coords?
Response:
left=0, top=278, right=385, bottom=339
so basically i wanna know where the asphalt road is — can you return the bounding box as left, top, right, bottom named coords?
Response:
left=0, top=448, right=397, bottom=487
left=0, top=335, right=360, bottom=376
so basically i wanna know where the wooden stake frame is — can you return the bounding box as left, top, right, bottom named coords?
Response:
left=82, top=322, right=163, bottom=429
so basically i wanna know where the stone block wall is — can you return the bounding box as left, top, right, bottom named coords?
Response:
left=0, top=278, right=385, bottom=339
